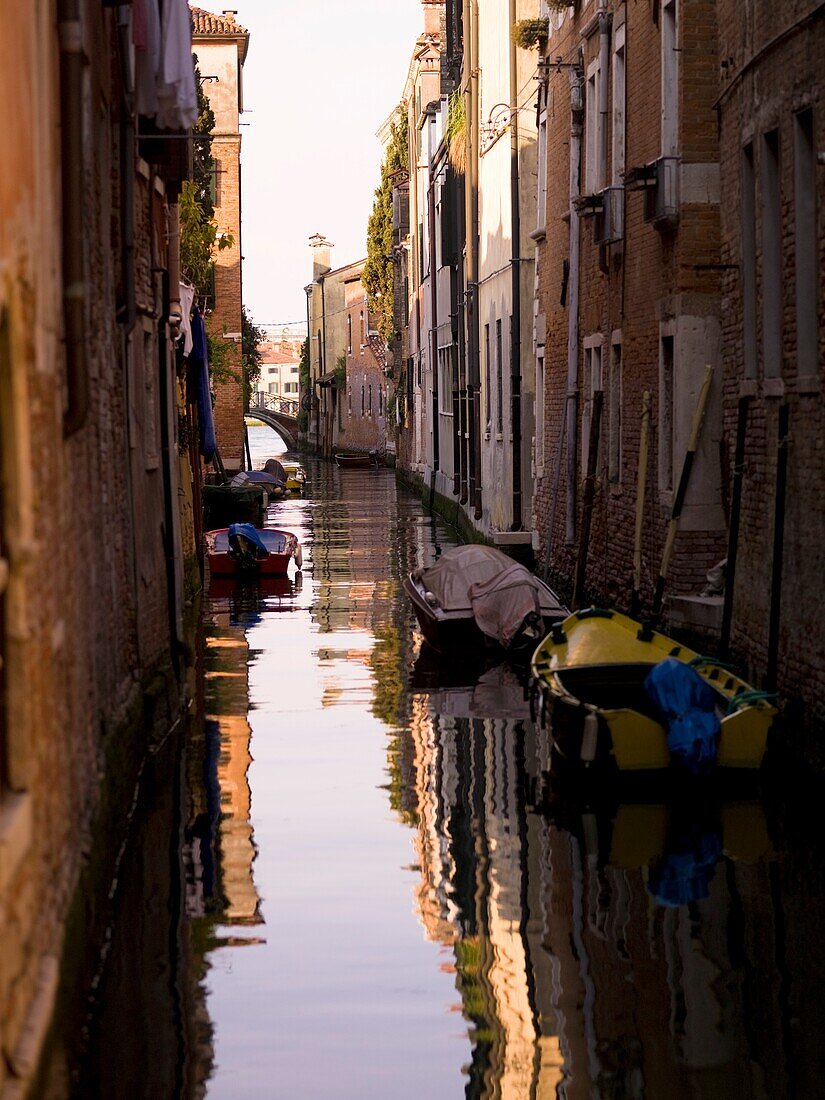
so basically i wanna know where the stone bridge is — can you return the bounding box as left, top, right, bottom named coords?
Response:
left=247, top=393, right=300, bottom=450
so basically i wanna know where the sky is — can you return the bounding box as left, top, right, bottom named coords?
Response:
left=197, top=0, right=422, bottom=331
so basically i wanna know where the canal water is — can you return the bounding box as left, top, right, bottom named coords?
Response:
left=70, top=424, right=825, bottom=1098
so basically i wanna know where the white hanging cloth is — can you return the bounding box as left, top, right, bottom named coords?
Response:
left=179, top=282, right=195, bottom=356
left=156, top=0, right=198, bottom=130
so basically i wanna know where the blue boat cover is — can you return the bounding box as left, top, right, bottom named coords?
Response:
left=644, top=657, right=720, bottom=775
left=228, top=523, right=268, bottom=557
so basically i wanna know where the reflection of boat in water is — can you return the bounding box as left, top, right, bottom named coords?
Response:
left=404, top=545, right=567, bottom=660
left=531, top=609, right=777, bottom=773
left=205, top=525, right=302, bottom=577
left=410, top=653, right=528, bottom=720
left=546, top=794, right=771, bottom=908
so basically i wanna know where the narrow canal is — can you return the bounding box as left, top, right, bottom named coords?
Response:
left=68, top=426, right=825, bottom=1099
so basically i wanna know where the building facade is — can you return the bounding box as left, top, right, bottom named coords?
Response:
left=191, top=7, right=249, bottom=473
left=305, top=241, right=387, bottom=456
left=716, top=3, right=825, bottom=724
left=0, top=1, right=200, bottom=1093
left=387, top=0, right=825, bottom=744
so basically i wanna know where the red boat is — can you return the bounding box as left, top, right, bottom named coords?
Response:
left=205, top=525, right=301, bottom=577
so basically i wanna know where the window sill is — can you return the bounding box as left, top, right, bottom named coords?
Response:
left=763, top=377, right=785, bottom=398
left=798, top=375, right=821, bottom=395
left=739, top=379, right=758, bottom=398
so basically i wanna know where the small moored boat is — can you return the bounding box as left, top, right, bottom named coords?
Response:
left=206, top=524, right=302, bottom=577
left=403, top=544, right=567, bottom=659
left=530, top=609, right=777, bottom=773
left=334, top=450, right=382, bottom=469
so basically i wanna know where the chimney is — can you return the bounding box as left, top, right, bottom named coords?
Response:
left=422, top=0, right=442, bottom=37
left=309, top=233, right=333, bottom=280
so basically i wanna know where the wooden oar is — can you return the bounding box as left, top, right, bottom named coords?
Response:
left=631, top=391, right=651, bottom=617
left=572, top=390, right=604, bottom=609
left=652, top=365, right=714, bottom=616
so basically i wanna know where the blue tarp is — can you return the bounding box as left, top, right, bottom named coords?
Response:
left=191, top=306, right=217, bottom=462
left=228, top=523, right=268, bottom=558
left=644, top=657, right=720, bottom=775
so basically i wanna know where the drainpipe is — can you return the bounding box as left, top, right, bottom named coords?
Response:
left=428, top=156, right=440, bottom=484
left=116, top=7, right=136, bottom=336
left=598, top=0, right=610, bottom=193
left=565, top=61, right=584, bottom=544
left=58, top=0, right=89, bottom=437
left=509, top=0, right=523, bottom=530
left=466, top=0, right=482, bottom=520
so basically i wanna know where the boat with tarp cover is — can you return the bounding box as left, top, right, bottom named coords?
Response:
left=206, top=524, right=302, bottom=577
left=530, top=609, right=777, bottom=774
left=403, top=545, right=567, bottom=659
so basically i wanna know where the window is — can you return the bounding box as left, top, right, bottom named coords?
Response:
left=582, top=337, right=603, bottom=469
left=659, top=332, right=674, bottom=492
left=438, top=347, right=452, bottom=416
left=347, top=313, right=352, bottom=354
left=484, top=323, right=491, bottom=431
left=612, top=25, right=626, bottom=185
left=143, top=326, right=159, bottom=470
left=379, top=387, right=384, bottom=417
left=536, top=107, right=548, bottom=232
left=360, top=311, right=365, bottom=347
left=661, top=0, right=679, bottom=158
left=361, top=384, right=365, bottom=416
left=585, top=58, right=601, bottom=194
left=368, top=384, right=373, bottom=416
left=794, top=109, right=818, bottom=381
left=496, top=319, right=504, bottom=436
left=348, top=387, right=352, bottom=414
left=761, top=129, right=782, bottom=379
left=741, top=143, right=758, bottom=379
left=535, top=352, right=545, bottom=472
left=608, top=339, right=622, bottom=483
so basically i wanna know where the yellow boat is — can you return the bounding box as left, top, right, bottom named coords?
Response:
left=281, top=461, right=306, bottom=493
left=530, top=609, right=777, bottom=772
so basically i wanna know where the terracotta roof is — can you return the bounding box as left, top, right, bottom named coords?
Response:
left=190, top=6, right=248, bottom=37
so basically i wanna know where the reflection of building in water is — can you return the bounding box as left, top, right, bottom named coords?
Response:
left=193, top=604, right=263, bottom=930
left=404, top=691, right=565, bottom=1097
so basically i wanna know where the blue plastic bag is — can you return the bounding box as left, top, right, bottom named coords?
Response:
left=644, top=658, right=720, bottom=775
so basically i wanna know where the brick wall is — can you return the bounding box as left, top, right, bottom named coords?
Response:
left=534, top=0, right=726, bottom=609
left=0, top=4, right=193, bottom=1092
left=338, top=282, right=388, bottom=453
left=211, top=136, right=244, bottom=471
left=717, top=2, right=825, bottom=729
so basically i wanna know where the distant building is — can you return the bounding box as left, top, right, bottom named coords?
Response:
left=191, top=6, right=250, bottom=473
left=256, top=333, right=302, bottom=400
left=305, top=240, right=387, bottom=456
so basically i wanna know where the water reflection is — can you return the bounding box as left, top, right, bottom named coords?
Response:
left=68, top=439, right=825, bottom=1099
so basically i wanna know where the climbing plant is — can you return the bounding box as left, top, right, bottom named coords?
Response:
left=363, top=112, right=409, bottom=345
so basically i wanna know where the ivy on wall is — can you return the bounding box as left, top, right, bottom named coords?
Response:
left=363, top=112, right=409, bottom=345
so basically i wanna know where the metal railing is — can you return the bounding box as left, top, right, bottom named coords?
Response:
left=250, top=392, right=300, bottom=418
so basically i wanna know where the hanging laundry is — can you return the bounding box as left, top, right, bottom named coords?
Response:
left=156, top=0, right=198, bottom=130
left=179, top=283, right=195, bottom=357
